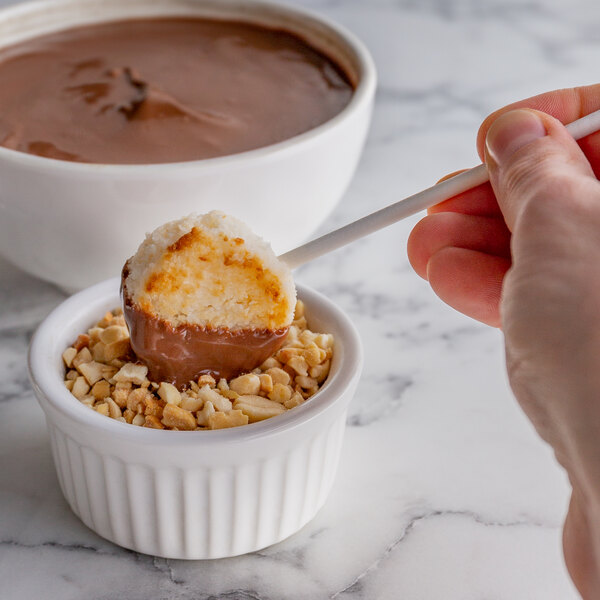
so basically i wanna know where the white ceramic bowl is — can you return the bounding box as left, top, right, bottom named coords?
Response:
left=0, top=0, right=376, bottom=292
left=28, top=278, right=363, bottom=559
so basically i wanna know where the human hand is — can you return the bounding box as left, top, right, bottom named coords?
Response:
left=407, top=85, right=600, bottom=327
left=407, top=85, right=600, bottom=598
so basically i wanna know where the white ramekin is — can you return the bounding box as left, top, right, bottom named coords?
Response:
left=0, top=0, right=376, bottom=292
left=28, top=278, right=363, bottom=559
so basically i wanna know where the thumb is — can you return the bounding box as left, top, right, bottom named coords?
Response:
left=484, top=108, right=597, bottom=232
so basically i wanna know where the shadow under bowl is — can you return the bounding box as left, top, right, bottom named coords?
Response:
left=28, top=278, right=363, bottom=558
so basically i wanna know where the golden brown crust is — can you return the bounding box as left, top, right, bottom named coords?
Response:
left=123, top=212, right=296, bottom=331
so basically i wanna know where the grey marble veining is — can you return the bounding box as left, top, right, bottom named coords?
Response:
left=0, top=0, right=594, bottom=597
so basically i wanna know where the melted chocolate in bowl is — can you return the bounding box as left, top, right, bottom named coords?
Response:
left=0, top=18, right=354, bottom=164
left=122, top=289, right=288, bottom=389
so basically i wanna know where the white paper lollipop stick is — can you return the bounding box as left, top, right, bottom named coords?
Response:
left=280, top=108, right=600, bottom=269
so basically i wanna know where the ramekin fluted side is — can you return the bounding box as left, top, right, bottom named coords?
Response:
left=29, top=280, right=362, bottom=558
left=46, top=413, right=347, bottom=559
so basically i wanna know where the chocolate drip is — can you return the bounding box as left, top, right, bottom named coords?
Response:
left=122, top=286, right=288, bottom=390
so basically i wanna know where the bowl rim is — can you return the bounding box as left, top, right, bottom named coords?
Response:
left=0, top=0, right=377, bottom=173
left=28, top=278, right=363, bottom=445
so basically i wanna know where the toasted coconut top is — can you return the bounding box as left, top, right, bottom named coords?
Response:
left=123, top=211, right=296, bottom=330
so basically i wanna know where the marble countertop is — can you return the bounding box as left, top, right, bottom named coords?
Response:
left=2, top=0, right=598, bottom=597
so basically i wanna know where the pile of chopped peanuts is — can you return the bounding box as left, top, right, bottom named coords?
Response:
left=62, top=300, right=333, bottom=430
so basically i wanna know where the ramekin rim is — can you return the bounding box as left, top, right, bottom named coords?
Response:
left=28, top=277, right=363, bottom=444
left=0, top=0, right=377, bottom=173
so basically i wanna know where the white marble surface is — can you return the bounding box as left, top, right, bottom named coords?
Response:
left=1, top=0, right=598, bottom=597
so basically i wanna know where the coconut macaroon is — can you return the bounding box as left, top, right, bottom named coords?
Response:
left=122, top=212, right=296, bottom=388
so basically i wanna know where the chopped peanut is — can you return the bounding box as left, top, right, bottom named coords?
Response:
left=91, top=342, right=106, bottom=362
left=79, top=395, right=95, bottom=408
left=268, top=383, right=292, bottom=404
left=100, top=364, right=118, bottom=381
left=99, top=325, right=129, bottom=344
left=78, top=361, right=106, bottom=386
left=294, top=299, right=305, bottom=319
left=276, top=347, right=301, bottom=363
left=64, top=302, right=333, bottom=430
left=314, top=333, right=334, bottom=350
left=211, top=393, right=233, bottom=413
left=72, top=347, right=92, bottom=369
left=287, top=356, right=309, bottom=377
left=296, top=380, right=319, bottom=399
left=158, top=382, right=182, bottom=405
left=309, top=360, right=331, bottom=384
left=113, top=363, right=148, bottom=385
left=259, top=357, right=281, bottom=370
left=106, top=397, right=122, bottom=419
left=233, top=395, right=286, bottom=423
left=282, top=364, right=297, bottom=380
left=62, top=347, right=77, bottom=368
left=292, top=316, right=307, bottom=330
left=299, top=330, right=317, bottom=346
left=265, top=367, right=290, bottom=386
left=112, top=381, right=131, bottom=408
left=198, top=374, right=216, bottom=388
left=295, top=375, right=318, bottom=390
left=208, top=409, right=249, bottom=430
left=196, top=400, right=215, bottom=426
left=229, top=373, right=260, bottom=395
left=88, top=327, right=104, bottom=344
left=71, top=376, right=90, bottom=400
left=104, top=339, right=131, bottom=361
left=284, top=326, right=302, bottom=348
left=73, top=334, right=90, bottom=351
left=302, top=344, right=323, bottom=367
left=180, top=393, right=203, bottom=413
left=259, top=373, right=273, bottom=394
left=91, top=379, right=111, bottom=400
left=127, top=387, right=149, bottom=413
left=132, top=413, right=146, bottom=427
left=96, top=312, right=114, bottom=328
left=198, top=384, right=224, bottom=405
left=95, top=402, right=109, bottom=416
left=143, top=415, right=164, bottom=429
left=284, top=392, right=304, bottom=410
left=115, top=380, right=132, bottom=392
left=162, top=403, right=196, bottom=430
left=144, top=396, right=165, bottom=418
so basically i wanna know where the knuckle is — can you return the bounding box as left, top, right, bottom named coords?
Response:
left=502, top=148, right=558, bottom=199
left=517, top=172, right=596, bottom=233
left=503, top=145, right=595, bottom=229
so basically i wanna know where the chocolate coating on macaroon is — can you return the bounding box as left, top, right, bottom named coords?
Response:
left=122, top=287, right=288, bottom=386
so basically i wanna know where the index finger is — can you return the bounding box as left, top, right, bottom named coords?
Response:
left=476, top=84, right=600, bottom=175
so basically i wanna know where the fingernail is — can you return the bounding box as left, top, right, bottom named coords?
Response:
left=485, top=109, right=546, bottom=165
